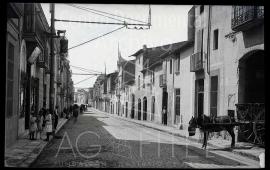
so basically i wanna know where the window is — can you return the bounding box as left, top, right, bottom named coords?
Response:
left=175, top=57, right=180, bottom=73
left=175, top=88, right=180, bottom=116
left=138, top=56, right=140, bottom=64
left=7, top=42, right=14, bottom=118
left=213, top=29, right=219, bottom=50
left=210, top=76, right=218, bottom=117
left=200, top=5, right=204, bottom=14
left=170, top=59, right=172, bottom=74
left=197, top=29, right=203, bottom=52
left=143, top=73, right=145, bottom=88
left=153, top=72, right=155, bottom=84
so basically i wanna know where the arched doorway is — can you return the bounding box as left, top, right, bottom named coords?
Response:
left=143, top=97, right=147, bottom=120
left=237, top=50, right=265, bottom=145
left=238, top=50, right=264, bottom=103
left=131, top=94, right=135, bottom=119
left=138, top=99, right=141, bottom=120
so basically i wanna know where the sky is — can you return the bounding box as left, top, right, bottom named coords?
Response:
left=41, top=4, right=192, bottom=90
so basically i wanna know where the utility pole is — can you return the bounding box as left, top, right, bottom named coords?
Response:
left=49, top=3, right=55, bottom=113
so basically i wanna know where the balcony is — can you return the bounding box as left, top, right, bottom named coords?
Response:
left=231, top=6, right=264, bottom=32
left=36, top=58, right=48, bottom=69
left=190, top=52, right=204, bottom=72
left=159, top=74, right=166, bottom=87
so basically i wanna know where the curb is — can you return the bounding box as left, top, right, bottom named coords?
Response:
left=92, top=108, right=261, bottom=162
left=28, top=118, right=70, bottom=167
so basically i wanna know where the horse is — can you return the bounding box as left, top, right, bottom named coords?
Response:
left=188, top=114, right=236, bottom=149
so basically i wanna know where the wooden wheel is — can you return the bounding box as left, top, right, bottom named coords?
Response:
left=253, top=108, right=265, bottom=146
left=237, top=103, right=265, bottom=146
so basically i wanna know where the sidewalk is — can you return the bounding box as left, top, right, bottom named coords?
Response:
left=92, top=108, right=265, bottom=162
left=5, top=118, right=69, bottom=167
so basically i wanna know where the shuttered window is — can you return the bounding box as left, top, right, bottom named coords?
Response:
left=213, top=29, right=219, bottom=50
left=7, top=42, right=14, bottom=118
left=197, top=29, right=203, bottom=52
left=170, top=59, right=172, bottom=74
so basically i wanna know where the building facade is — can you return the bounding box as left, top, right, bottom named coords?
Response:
left=91, top=5, right=264, bottom=145
left=5, top=3, right=74, bottom=149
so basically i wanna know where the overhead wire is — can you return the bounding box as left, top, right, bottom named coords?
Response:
left=74, top=75, right=96, bottom=85
left=68, top=25, right=125, bottom=50
left=68, top=3, right=148, bottom=24
left=70, top=65, right=103, bottom=74
left=67, top=4, right=124, bottom=23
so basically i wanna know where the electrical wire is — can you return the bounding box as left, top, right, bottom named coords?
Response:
left=74, top=75, right=96, bottom=85
left=68, top=26, right=125, bottom=50
left=68, top=4, right=148, bottom=24
left=67, top=4, right=124, bottom=23
left=70, top=65, right=102, bottom=74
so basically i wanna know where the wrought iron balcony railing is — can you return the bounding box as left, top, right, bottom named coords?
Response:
left=190, top=52, right=204, bottom=72
left=231, top=6, right=264, bottom=32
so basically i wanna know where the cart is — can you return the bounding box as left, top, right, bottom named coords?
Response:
left=235, top=103, right=265, bottom=147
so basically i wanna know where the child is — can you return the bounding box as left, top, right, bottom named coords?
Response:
left=36, top=110, right=44, bottom=140
left=44, top=109, right=53, bottom=141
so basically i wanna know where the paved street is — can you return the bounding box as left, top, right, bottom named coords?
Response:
left=31, top=108, right=259, bottom=168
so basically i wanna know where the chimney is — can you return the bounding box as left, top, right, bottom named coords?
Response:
left=187, top=6, right=195, bottom=41
left=143, top=44, right=147, bottom=51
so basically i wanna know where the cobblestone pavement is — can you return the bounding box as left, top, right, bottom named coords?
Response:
left=31, top=108, right=260, bottom=168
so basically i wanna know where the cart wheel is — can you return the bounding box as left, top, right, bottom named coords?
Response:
left=253, top=109, right=265, bottom=146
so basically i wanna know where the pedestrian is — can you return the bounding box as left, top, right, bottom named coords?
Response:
left=36, top=109, right=44, bottom=140
left=53, top=106, right=59, bottom=137
left=44, top=109, right=53, bottom=141
left=73, top=104, right=79, bottom=123
left=162, top=106, right=167, bottom=125
left=29, top=110, right=37, bottom=140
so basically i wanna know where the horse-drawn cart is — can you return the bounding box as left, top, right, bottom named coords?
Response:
left=235, top=103, right=265, bottom=147
left=188, top=103, right=265, bottom=148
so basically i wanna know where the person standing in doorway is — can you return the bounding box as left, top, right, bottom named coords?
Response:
left=162, top=106, right=167, bottom=125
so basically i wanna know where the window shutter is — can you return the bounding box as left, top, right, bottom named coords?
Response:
left=197, top=30, right=202, bottom=52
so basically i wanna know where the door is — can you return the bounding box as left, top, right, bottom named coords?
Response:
left=195, top=79, right=204, bottom=118
left=131, top=94, right=135, bottom=118
left=162, top=89, right=168, bottom=125
left=138, top=99, right=141, bottom=120
left=143, top=97, right=147, bottom=120
left=126, top=102, right=128, bottom=117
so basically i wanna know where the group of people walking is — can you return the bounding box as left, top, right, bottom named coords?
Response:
left=29, top=104, right=83, bottom=141
left=29, top=106, right=69, bottom=141
left=29, top=104, right=85, bottom=141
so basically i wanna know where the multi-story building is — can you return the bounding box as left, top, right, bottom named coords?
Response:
left=116, top=54, right=135, bottom=118
left=5, top=3, right=73, bottom=149
left=91, top=5, right=264, bottom=146
left=105, top=72, right=118, bottom=114
left=191, top=5, right=264, bottom=142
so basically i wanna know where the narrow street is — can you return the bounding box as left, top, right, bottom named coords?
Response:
left=31, top=108, right=257, bottom=168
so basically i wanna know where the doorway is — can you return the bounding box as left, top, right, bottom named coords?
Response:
left=143, top=97, right=147, bottom=120
left=162, top=89, right=168, bottom=125
left=195, top=79, right=204, bottom=118
left=138, top=99, right=141, bottom=120
left=131, top=94, right=135, bottom=119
